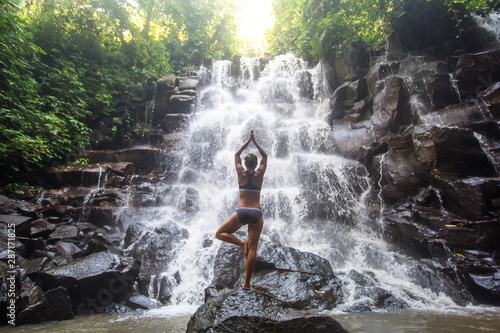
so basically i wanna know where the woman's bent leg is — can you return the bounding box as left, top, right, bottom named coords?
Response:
left=243, top=218, right=263, bottom=288
left=215, top=213, right=245, bottom=248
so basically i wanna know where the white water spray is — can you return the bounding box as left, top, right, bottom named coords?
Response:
left=142, top=54, right=464, bottom=311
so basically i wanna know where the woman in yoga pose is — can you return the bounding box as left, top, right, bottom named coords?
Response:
left=215, top=129, right=267, bottom=289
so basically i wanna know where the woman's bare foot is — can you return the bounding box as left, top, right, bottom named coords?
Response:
left=242, top=284, right=253, bottom=289
left=240, top=240, right=249, bottom=259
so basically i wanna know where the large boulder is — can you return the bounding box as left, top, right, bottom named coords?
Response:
left=455, top=49, right=500, bottom=98
left=380, top=148, right=429, bottom=198
left=212, top=241, right=342, bottom=311
left=186, top=288, right=349, bottom=333
left=372, top=76, right=411, bottom=140
left=33, top=251, right=139, bottom=315
left=125, top=221, right=189, bottom=275
left=17, top=286, right=74, bottom=325
left=413, top=126, right=495, bottom=178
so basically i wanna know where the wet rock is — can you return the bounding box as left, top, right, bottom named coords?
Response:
left=455, top=49, right=500, bottom=98
left=30, top=219, right=56, bottom=237
left=328, top=82, right=350, bottom=122
left=256, top=242, right=333, bottom=275
left=433, top=178, right=487, bottom=220
left=128, top=221, right=189, bottom=275
left=413, top=126, right=495, bottom=178
left=251, top=270, right=342, bottom=311
left=54, top=241, right=82, bottom=258
left=187, top=288, right=348, bottom=333
left=197, top=315, right=349, bottom=333
left=126, top=294, right=161, bottom=310
left=102, top=303, right=133, bottom=315
left=297, top=70, right=314, bottom=99
left=23, top=257, right=49, bottom=275
left=372, top=76, right=411, bottom=139
left=344, top=270, right=409, bottom=312
left=162, top=113, right=190, bottom=133
left=17, top=286, right=74, bottom=325
left=212, top=242, right=245, bottom=289
left=420, top=102, right=490, bottom=128
left=82, top=228, right=120, bottom=256
left=34, top=251, right=139, bottom=314
left=480, top=81, right=500, bottom=117
left=0, top=214, right=32, bottom=237
left=178, top=187, right=200, bottom=213
left=123, top=223, right=144, bottom=249
left=380, top=148, right=429, bottom=197
left=18, top=278, right=44, bottom=309
left=422, top=74, right=460, bottom=110
left=48, top=225, right=79, bottom=241
left=86, top=207, right=116, bottom=228
left=441, top=219, right=500, bottom=253
left=152, top=275, right=173, bottom=304
left=466, top=273, right=500, bottom=305
left=45, top=164, right=110, bottom=187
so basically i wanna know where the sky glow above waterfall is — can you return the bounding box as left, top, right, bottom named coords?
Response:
left=237, top=0, right=274, bottom=55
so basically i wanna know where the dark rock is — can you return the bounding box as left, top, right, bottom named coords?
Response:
left=55, top=241, right=82, bottom=258
left=48, top=225, right=79, bottom=241
left=441, top=219, right=500, bottom=253
left=18, top=278, right=44, bottom=309
left=34, top=251, right=139, bottom=314
left=328, top=82, right=350, bottom=123
left=413, top=126, right=495, bottom=178
left=162, top=113, right=190, bottom=133
left=102, top=303, right=133, bottom=315
left=380, top=148, right=429, bottom=196
left=126, top=294, right=161, bottom=310
left=420, top=102, right=491, bottom=128
left=178, top=187, right=200, bottom=213
left=24, top=257, right=49, bottom=275
left=212, top=242, right=244, bottom=289
left=378, top=61, right=400, bottom=80
left=187, top=288, right=348, bottom=333
left=372, top=76, right=411, bottom=139
left=466, top=273, right=500, bottom=305
left=152, top=275, right=173, bottom=304
left=0, top=214, right=32, bottom=237
left=30, top=219, right=56, bottom=237
left=198, top=315, right=349, bottom=333
left=86, top=207, right=116, bottom=228
left=455, top=49, right=500, bottom=98
left=128, top=221, right=189, bottom=275
left=480, top=81, right=500, bottom=117
left=347, top=78, right=368, bottom=104
left=422, top=74, right=460, bottom=110
left=297, top=70, right=314, bottom=99
left=123, top=223, right=144, bottom=249
left=17, top=286, right=74, bottom=325
left=256, top=242, right=333, bottom=275
left=45, top=164, right=110, bottom=187
left=251, top=270, right=342, bottom=311
left=82, top=228, right=120, bottom=256
left=434, top=178, right=487, bottom=220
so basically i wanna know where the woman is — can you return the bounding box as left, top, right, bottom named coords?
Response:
left=215, top=129, right=267, bottom=289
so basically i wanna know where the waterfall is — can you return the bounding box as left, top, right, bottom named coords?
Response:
left=140, top=54, right=464, bottom=311
left=472, top=12, right=500, bottom=43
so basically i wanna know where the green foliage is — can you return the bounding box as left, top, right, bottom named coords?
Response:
left=266, top=0, right=499, bottom=61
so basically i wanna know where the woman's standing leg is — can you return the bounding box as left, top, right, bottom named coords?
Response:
left=243, top=218, right=263, bottom=288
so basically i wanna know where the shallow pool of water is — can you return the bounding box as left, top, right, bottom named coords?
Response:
left=2, top=306, right=499, bottom=333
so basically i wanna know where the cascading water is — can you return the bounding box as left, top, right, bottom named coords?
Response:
left=136, top=54, right=469, bottom=313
